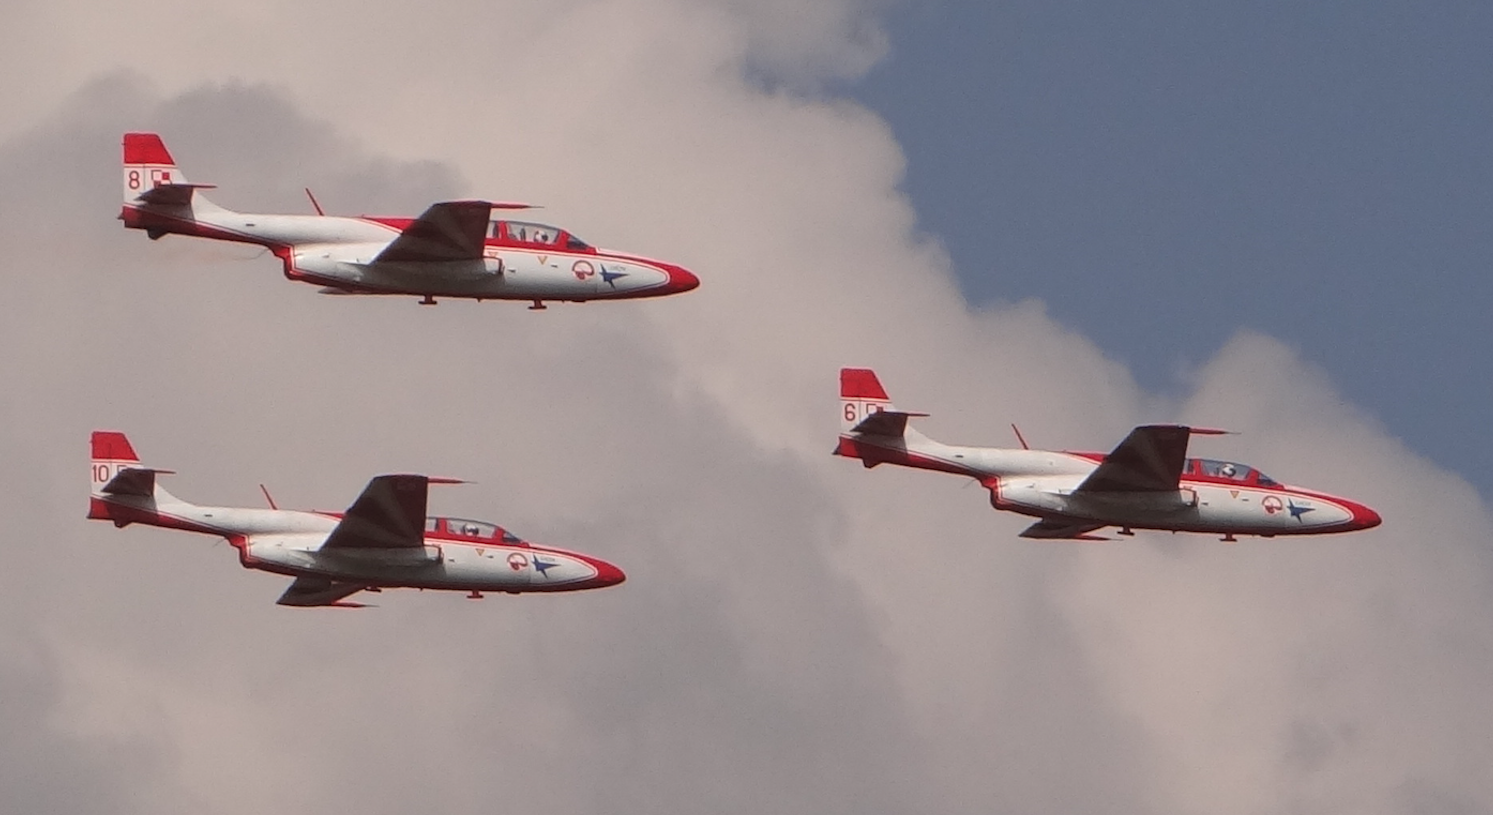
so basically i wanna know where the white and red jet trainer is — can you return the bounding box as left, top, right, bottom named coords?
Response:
left=88, top=432, right=624, bottom=606
left=119, top=132, right=699, bottom=307
left=835, top=368, right=1382, bottom=541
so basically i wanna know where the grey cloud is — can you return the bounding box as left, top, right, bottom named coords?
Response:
left=0, top=639, right=165, bottom=815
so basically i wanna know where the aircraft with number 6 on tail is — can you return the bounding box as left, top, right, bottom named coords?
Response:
left=119, top=132, right=699, bottom=307
left=88, top=431, right=624, bottom=607
left=834, top=368, right=1381, bottom=541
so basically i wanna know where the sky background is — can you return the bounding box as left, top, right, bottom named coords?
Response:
left=1, top=2, right=1491, bottom=814
left=855, top=0, right=1493, bottom=497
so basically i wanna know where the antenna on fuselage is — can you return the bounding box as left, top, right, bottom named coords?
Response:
left=1011, top=424, right=1030, bottom=450
left=259, top=484, right=278, bottom=510
left=304, top=188, right=325, bottom=216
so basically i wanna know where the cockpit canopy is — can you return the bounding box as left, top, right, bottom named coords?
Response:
left=424, top=516, right=524, bottom=544
left=490, top=220, right=591, bottom=251
left=1183, top=458, right=1278, bottom=487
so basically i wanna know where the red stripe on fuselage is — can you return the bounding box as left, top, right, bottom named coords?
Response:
left=835, top=436, right=983, bottom=478
left=120, top=205, right=291, bottom=251
left=88, top=496, right=224, bottom=535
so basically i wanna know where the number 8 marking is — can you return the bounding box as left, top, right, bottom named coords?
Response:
left=127, top=170, right=141, bottom=190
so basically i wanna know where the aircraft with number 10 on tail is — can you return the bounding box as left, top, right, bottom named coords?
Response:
left=835, top=368, right=1381, bottom=541
left=88, top=432, right=624, bottom=607
left=119, top=132, right=699, bottom=307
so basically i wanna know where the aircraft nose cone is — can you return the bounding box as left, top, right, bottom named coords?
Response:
left=587, top=556, right=626, bottom=588
left=660, top=263, right=700, bottom=294
left=1346, top=500, right=1382, bottom=531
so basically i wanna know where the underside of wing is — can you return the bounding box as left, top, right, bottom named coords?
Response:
left=373, top=200, right=493, bottom=263
left=1018, top=519, right=1109, bottom=540
left=321, top=474, right=430, bottom=550
left=1075, top=424, right=1193, bottom=493
left=276, top=575, right=369, bottom=607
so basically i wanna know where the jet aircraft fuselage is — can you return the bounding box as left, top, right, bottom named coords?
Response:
left=89, top=432, right=623, bottom=606
left=119, top=133, right=699, bottom=306
left=836, top=368, right=1381, bottom=540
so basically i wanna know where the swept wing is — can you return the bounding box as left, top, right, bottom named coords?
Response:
left=372, top=200, right=493, bottom=263
left=1074, top=424, right=1194, bottom=493
left=274, top=474, right=437, bottom=607
left=321, top=474, right=431, bottom=550
left=276, top=575, right=370, bottom=607
left=1018, top=519, right=1109, bottom=540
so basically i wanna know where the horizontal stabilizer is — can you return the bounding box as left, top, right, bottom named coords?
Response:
left=276, top=575, right=369, bottom=607
left=850, top=409, right=929, bottom=437
left=137, top=182, right=217, bottom=206
left=1018, top=519, right=1109, bottom=540
left=101, top=467, right=176, bottom=497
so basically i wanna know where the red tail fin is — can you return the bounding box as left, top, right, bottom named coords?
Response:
left=91, top=430, right=139, bottom=463
left=123, top=133, right=174, bottom=166
left=90, top=430, right=141, bottom=521
left=840, top=368, right=889, bottom=401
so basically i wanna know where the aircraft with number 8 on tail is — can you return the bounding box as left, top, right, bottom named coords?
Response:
left=834, top=368, right=1381, bottom=541
left=88, top=431, right=624, bottom=607
left=119, top=132, right=699, bottom=307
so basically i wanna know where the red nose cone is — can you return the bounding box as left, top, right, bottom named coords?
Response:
left=661, top=263, right=700, bottom=294
left=588, top=557, right=626, bottom=588
left=1346, top=500, right=1383, bottom=531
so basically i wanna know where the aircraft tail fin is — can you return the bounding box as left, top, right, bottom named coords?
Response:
left=89, top=431, right=181, bottom=523
left=121, top=133, right=223, bottom=230
left=840, top=368, right=895, bottom=433
left=835, top=367, right=937, bottom=465
left=838, top=368, right=929, bottom=436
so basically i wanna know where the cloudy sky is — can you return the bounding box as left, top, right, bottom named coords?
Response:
left=2, top=2, right=1491, bottom=814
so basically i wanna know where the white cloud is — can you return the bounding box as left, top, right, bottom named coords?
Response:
left=0, top=1, right=1490, bottom=813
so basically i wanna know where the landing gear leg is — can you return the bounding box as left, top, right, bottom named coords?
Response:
left=467, top=591, right=484, bottom=599
left=419, top=294, right=437, bottom=305
left=528, top=299, right=547, bottom=310
left=1221, top=533, right=1237, bottom=543
left=1117, top=527, right=1135, bottom=536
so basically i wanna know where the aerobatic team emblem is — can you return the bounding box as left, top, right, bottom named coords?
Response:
left=507, top=552, right=529, bottom=571
left=572, top=260, right=595, bottom=280
left=599, top=264, right=629, bottom=288
left=1262, top=495, right=1284, bottom=515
